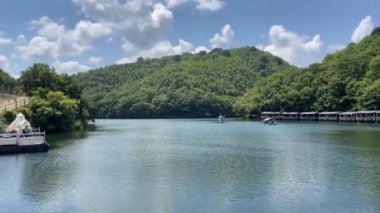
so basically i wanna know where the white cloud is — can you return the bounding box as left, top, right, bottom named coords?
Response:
left=89, top=56, right=102, bottom=65
left=122, top=40, right=138, bottom=53
left=192, top=46, right=210, bottom=53
left=259, top=25, right=323, bottom=67
left=196, top=0, right=224, bottom=11
left=17, top=36, right=59, bottom=59
left=117, top=39, right=193, bottom=64
left=0, top=37, right=12, bottom=45
left=73, top=20, right=112, bottom=40
left=151, top=3, right=173, bottom=28
left=73, top=0, right=173, bottom=51
left=351, top=16, right=374, bottom=43
left=116, top=57, right=135, bottom=65
left=31, top=16, right=65, bottom=40
left=166, top=0, right=188, bottom=8
left=0, top=55, right=10, bottom=71
left=210, top=24, right=234, bottom=48
left=73, top=0, right=225, bottom=66
left=54, top=61, right=90, bottom=74
left=328, top=44, right=346, bottom=53
left=16, top=34, right=27, bottom=45
left=17, top=17, right=111, bottom=59
left=118, top=22, right=233, bottom=64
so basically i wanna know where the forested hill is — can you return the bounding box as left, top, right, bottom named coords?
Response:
left=234, top=27, right=380, bottom=118
left=76, top=27, right=380, bottom=119
left=0, top=68, right=17, bottom=92
left=76, top=47, right=293, bottom=118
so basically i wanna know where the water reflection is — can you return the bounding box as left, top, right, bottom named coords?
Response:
left=1, top=120, right=379, bottom=212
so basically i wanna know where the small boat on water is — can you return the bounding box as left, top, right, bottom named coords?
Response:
left=263, top=118, right=278, bottom=125
left=218, top=114, right=225, bottom=123
left=0, top=113, right=49, bottom=155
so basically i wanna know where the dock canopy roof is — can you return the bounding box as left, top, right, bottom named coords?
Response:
left=261, top=112, right=281, bottom=115
left=300, top=112, right=318, bottom=115
left=6, top=113, right=32, bottom=133
left=355, top=111, right=379, bottom=114
left=340, top=112, right=357, bottom=115
left=282, top=112, right=299, bottom=115
left=318, top=112, right=340, bottom=115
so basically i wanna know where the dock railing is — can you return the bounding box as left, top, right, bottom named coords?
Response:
left=0, top=129, right=45, bottom=146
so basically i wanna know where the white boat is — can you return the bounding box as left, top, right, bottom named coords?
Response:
left=263, top=118, right=277, bottom=125
left=218, top=115, right=225, bottom=123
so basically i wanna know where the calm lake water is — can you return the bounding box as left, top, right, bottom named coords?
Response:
left=1, top=119, right=380, bottom=212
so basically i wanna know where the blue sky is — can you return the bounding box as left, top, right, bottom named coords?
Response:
left=0, top=0, right=379, bottom=77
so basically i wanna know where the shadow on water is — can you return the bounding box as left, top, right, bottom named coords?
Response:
left=46, top=125, right=96, bottom=149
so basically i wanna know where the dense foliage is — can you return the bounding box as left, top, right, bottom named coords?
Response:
left=234, top=28, right=380, bottom=117
left=77, top=47, right=292, bottom=118
left=1, top=63, right=93, bottom=132
left=0, top=68, right=17, bottom=93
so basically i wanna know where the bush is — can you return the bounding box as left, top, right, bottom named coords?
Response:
left=2, top=110, right=16, bottom=124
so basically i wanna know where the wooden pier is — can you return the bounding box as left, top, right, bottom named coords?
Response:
left=260, top=111, right=380, bottom=123
left=340, top=112, right=357, bottom=122
left=281, top=112, right=299, bottom=120
left=0, top=132, right=49, bottom=155
left=300, top=112, right=318, bottom=121
left=318, top=112, right=340, bottom=121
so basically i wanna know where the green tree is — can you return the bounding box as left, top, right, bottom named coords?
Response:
left=28, top=90, right=79, bottom=132
left=358, top=80, right=380, bottom=110
left=19, top=63, right=57, bottom=95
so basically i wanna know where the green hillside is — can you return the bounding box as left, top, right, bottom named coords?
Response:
left=234, top=27, right=380, bottom=118
left=77, top=47, right=293, bottom=118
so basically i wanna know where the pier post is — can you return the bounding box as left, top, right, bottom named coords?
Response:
left=16, top=133, right=19, bottom=145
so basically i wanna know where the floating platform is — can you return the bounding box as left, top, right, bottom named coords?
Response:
left=0, top=132, right=49, bottom=155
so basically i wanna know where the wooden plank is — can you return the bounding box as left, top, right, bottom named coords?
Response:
left=17, top=136, right=45, bottom=145
left=0, top=136, right=45, bottom=146
left=0, top=137, right=17, bottom=145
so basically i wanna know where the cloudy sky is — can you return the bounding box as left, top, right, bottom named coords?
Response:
left=0, top=0, right=379, bottom=76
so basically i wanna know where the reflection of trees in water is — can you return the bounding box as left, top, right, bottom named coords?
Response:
left=20, top=130, right=90, bottom=203
left=46, top=130, right=89, bottom=149
left=19, top=145, right=81, bottom=211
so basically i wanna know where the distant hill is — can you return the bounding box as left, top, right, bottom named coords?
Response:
left=76, top=47, right=293, bottom=118
left=234, top=27, right=380, bottom=117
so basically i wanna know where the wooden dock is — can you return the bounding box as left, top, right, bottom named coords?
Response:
left=260, top=111, right=380, bottom=123
left=0, top=132, right=49, bottom=155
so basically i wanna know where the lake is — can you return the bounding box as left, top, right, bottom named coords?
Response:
left=1, top=119, right=380, bottom=212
